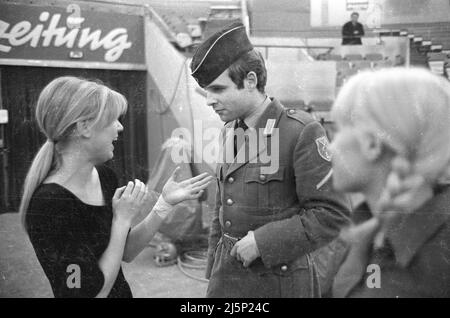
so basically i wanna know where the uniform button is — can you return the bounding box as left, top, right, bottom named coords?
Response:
left=228, top=177, right=234, bottom=184
left=281, top=265, right=288, bottom=272
left=288, top=109, right=296, bottom=115
left=225, top=220, right=232, bottom=228
left=227, top=198, right=234, bottom=206
left=259, top=174, right=266, bottom=181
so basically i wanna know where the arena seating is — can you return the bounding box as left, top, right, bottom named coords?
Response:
left=308, top=99, right=334, bottom=112
left=150, top=1, right=450, bottom=81
left=323, top=54, right=343, bottom=62
left=344, top=54, right=364, bottom=61
left=150, top=1, right=242, bottom=52
left=381, top=22, right=450, bottom=77
left=349, top=61, right=372, bottom=70
left=365, top=53, right=384, bottom=61
left=371, top=60, right=393, bottom=69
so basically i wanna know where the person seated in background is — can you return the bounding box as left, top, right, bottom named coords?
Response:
left=342, top=12, right=365, bottom=45
left=328, top=68, right=450, bottom=298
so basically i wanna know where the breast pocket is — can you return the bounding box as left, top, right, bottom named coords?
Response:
left=244, top=166, right=285, bottom=209
left=252, top=254, right=309, bottom=277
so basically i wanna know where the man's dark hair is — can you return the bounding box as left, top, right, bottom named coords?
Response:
left=351, top=12, right=359, bottom=17
left=228, top=49, right=267, bottom=93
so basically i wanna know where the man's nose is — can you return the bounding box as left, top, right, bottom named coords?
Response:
left=206, top=92, right=217, bottom=107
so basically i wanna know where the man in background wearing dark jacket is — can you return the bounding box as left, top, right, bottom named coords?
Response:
left=342, top=12, right=365, bottom=45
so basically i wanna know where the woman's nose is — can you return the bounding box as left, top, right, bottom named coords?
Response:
left=116, top=120, right=124, bottom=132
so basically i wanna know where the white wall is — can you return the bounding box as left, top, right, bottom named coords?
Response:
left=311, top=0, right=450, bottom=27
left=382, top=0, right=450, bottom=24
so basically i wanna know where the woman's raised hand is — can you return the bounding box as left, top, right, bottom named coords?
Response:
left=112, top=179, right=148, bottom=224
left=162, top=167, right=214, bottom=205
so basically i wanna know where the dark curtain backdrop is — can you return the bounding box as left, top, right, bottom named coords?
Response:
left=0, top=66, right=148, bottom=212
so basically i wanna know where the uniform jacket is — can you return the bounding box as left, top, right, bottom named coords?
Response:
left=206, top=98, right=351, bottom=298
left=332, top=186, right=450, bottom=298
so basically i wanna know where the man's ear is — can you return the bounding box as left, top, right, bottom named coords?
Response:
left=244, top=71, right=258, bottom=91
left=76, top=120, right=93, bottom=139
left=359, top=129, right=383, bottom=162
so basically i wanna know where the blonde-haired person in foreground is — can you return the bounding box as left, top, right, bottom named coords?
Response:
left=329, top=68, right=450, bottom=298
left=20, top=77, right=213, bottom=298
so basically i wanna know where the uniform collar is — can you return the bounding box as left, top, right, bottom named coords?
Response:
left=352, top=201, right=372, bottom=225
left=384, top=186, right=450, bottom=268
left=354, top=186, right=450, bottom=268
left=222, top=98, right=284, bottom=177
left=334, top=194, right=449, bottom=298
left=254, top=97, right=284, bottom=131
left=241, top=95, right=271, bottom=129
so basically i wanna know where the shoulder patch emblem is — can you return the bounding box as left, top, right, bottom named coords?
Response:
left=315, top=136, right=332, bottom=162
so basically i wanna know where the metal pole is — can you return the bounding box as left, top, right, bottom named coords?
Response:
left=0, top=69, right=8, bottom=210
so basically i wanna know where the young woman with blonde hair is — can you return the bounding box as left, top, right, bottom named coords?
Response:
left=328, top=68, right=450, bottom=297
left=21, top=76, right=213, bottom=298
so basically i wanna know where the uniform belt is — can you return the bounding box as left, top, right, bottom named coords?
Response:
left=222, top=233, right=241, bottom=251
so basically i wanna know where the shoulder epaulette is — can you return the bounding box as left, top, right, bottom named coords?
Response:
left=285, top=108, right=314, bottom=125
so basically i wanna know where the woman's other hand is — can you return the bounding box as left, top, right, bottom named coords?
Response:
left=112, top=179, right=148, bottom=225
left=162, top=167, right=214, bottom=206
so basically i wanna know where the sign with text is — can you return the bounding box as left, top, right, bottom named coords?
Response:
left=0, top=3, right=145, bottom=65
left=346, top=0, right=370, bottom=11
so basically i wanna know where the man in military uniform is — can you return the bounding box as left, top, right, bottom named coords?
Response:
left=190, top=22, right=351, bottom=298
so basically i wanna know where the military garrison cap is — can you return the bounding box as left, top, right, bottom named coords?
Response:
left=190, top=22, right=253, bottom=88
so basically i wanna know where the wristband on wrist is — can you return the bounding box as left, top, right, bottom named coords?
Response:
left=152, top=195, right=175, bottom=219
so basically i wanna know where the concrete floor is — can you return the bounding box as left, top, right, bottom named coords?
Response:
left=0, top=213, right=208, bottom=298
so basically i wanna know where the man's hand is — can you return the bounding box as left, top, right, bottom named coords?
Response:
left=230, top=231, right=260, bottom=267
